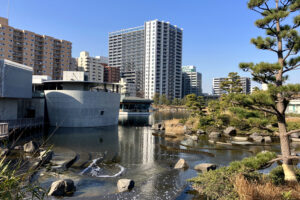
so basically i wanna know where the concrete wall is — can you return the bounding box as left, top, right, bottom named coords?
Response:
left=0, top=98, right=45, bottom=121
left=0, top=99, right=18, bottom=120
left=0, top=59, right=33, bottom=98
left=17, top=99, right=45, bottom=118
left=45, top=90, right=120, bottom=127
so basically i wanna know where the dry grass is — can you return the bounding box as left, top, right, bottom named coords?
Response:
left=185, top=117, right=199, bottom=131
left=234, top=174, right=300, bottom=200
left=286, top=117, right=300, bottom=123
left=164, top=119, right=185, bottom=135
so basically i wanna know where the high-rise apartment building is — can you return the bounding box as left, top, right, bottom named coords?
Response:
left=104, top=66, right=120, bottom=83
left=213, top=77, right=251, bottom=95
left=77, top=51, right=107, bottom=82
left=109, top=26, right=144, bottom=97
left=109, top=20, right=183, bottom=99
left=0, top=17, right=72, bottom=80
left=182, top=65, right=202, bottom=97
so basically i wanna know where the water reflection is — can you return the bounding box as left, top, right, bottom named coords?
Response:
left=40, top=112, right=282, bottom=200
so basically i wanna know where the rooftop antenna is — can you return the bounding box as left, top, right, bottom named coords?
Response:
left=7, top=0, right=10, bottom=19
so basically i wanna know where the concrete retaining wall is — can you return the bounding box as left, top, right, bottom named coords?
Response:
left=45, top=90, right=120, bottom=127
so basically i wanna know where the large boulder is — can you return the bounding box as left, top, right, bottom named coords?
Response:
left=251, top=136, right=265, bottom=143
left=223, top=127, right=237, bottom=137
left=23, top=141, right=39, bottom=153
left=174, top=158, right=189, bottom=169
left=48, top=179, right=76, bottom=196
left=194, top=163, right=217, bottom=172
left=196, top=129, right=206, bottom=135
left=117, top=179, right=135, bottom=192
left=190, top=135, right=198, bottom=141
left=249, top=132, right=261, bottom=139
left=264, top=136, right=272, bottom=143
left=291, top=132, right=300, bottom=138
left=209, top=132, right=221, bottom=138
left=152, top=123, right=165, bottom=131
left=39, top=150, right=53, bottom=165
left=233, top=136, right=248, bottom=141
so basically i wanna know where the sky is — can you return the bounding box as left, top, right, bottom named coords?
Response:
left=0, top=0, right=299, bottom=93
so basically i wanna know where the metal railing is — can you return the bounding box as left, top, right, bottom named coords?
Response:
left=0, top=123, right=8, bottom=138
left=0, top=117, right=44, bottom=130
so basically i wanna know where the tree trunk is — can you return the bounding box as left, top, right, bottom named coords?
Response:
left=274, top=0, right=297, bottom=182
left=278, top=116, right=297, bottom=182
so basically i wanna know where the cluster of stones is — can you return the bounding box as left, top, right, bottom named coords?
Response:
left=174, top=158, right=217, bottom=172
left=11, top=141, right=136, bottom=197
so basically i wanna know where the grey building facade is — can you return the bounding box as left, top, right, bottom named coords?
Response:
left=181, top=65, right=202, bottom=97
left=109, top=26, right=145, bottom=97
left=213, top=77, right=251, bottom=95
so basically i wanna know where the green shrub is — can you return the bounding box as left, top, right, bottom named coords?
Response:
left=287, top=121, right=300, bottom=132
left=269, top=166, right=300, bottom=185
left=189, top=151, right=277, bottom=200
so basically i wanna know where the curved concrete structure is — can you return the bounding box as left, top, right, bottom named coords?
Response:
left=45, top=90, right=120, bottom=127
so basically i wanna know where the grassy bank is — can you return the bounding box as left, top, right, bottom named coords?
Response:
left=189, top=152, right=300, bottom=200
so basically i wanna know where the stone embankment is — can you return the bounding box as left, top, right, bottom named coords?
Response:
left=151, top=119, right=300, bottom=147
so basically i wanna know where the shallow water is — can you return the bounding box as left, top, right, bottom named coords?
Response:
left=35, top=111, right=299, bottom=199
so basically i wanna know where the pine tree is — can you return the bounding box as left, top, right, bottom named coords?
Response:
left=153, top=93, right=160, bottom=105
left=236, top=0, right=300, bottom=182
left=220, top=72, right=243, bottom=94
left=185, top=94, right=206, bottom=116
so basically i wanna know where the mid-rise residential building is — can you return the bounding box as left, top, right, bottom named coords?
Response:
left=213, top=77, right=251, bottom=95
left=77, top=51, right=107, bottom=82
left=119, top=78, right=136, bottom=97
left=109, top=19, right=183, bottom=99
left=104, top=66, right=120, bottom=83
left=181, top=65, right=202, bottom=97
left=0, top=17, right=72, bottom=80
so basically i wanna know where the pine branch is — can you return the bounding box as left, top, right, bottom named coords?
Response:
left=283, top=42, right=295, bottom=62
left=234, top=102, right=278, bottom=115
left=268, top=155, right=300, bottom=164
left=285, top=129, right=300, bottom=136
left=283, top=64, right=300, bottom=73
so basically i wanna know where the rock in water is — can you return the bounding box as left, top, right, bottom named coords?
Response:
left=39, top=150, right=53, bottom=164
left=194, top=163, right=217, bottom=172
left=233, top=136, right=248, bottom=141
left=48, top=179, right=76, bottom=196
left=223, top=127, right=237, bottom=137
left=291, top=132, right=300, bottom=138
left=264, top=136, right=272, bottom=143
left=196, top=129, right=206, bottom=135
left=209, top=132, right=221, bottom=138
left=191, top=135, right=198, bottom=141
left=251, top=136, right=265, bottom=143
left=117, top=179, right=135, bottom=192
left=23, top=141, right=39, bottom=153
left=174, top=158, right=189, bottom=169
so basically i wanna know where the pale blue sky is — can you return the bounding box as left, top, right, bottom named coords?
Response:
left=0, top=0, right=299, bottom=93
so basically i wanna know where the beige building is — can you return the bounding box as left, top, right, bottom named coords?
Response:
left=0, top=17, right=72, bottom=80
left=77, top=51, right=107, bottom=82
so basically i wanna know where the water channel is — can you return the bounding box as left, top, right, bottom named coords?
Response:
left=31, top=111, right=297, bottom=199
